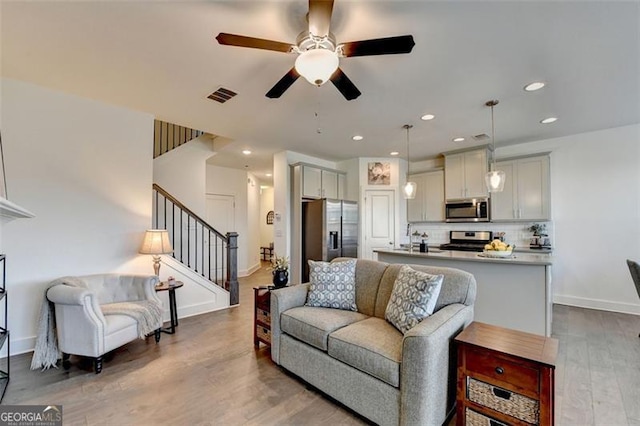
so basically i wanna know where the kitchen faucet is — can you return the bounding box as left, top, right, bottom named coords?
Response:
left=406, top=223, right=413, bottom=252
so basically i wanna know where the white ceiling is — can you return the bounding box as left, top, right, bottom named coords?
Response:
left=2, top=1, right=639, bottom=185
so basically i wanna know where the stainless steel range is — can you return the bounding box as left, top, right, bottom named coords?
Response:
left=440, top=231, right=493, bottom=252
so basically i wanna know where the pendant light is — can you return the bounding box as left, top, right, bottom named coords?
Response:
left=484, top=100, right=505, bottom=193
left=402, top=124, right=416, bottom=199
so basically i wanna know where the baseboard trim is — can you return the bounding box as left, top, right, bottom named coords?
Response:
left=239, top=262, right=261, bottom=277
left=554, top=294, right=640, bottom=316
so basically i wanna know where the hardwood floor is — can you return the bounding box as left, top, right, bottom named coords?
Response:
left=4, top=264, right=640, bottom=425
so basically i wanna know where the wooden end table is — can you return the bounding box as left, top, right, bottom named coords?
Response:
left=455, top=321, right=558, bottom=425
left=253, top=286, right=273, bottom=348
left=155, top=281, right=184, bottom=334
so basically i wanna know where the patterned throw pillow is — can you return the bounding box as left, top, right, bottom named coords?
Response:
left=306, top=259, right=357, bottom=311
left=385, top=265, right=444, bottom=334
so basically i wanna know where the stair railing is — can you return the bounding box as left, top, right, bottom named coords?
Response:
left=152, top=184, right=238, bottom=305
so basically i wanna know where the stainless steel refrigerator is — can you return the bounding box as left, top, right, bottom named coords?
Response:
left=302, top=199, right=358, bottom=282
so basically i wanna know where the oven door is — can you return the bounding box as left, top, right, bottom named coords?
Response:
left=445, top=200, right=489, bottom=222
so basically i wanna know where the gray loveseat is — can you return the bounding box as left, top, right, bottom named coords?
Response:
left=270, top=259, right=476, bottom=426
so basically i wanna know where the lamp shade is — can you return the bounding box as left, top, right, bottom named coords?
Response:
left=295, top=49, right=339, bottom=86
left=139, top=229, right=173, bottom=255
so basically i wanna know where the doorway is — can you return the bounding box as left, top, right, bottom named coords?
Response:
left=206, top=194, right=235, bottom=279
left=363, top=189, right=396, bottom=260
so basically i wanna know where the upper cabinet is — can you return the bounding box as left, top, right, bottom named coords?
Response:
left=491, top=154, right=550, bottom=221
left=407, top=170, right=445, bottom=222
left=301, top=165, right=345, bottom=199
left=444, top=148, right=489, bottom=200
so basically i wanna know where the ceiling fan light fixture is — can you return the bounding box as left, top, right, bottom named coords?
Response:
left=295, top=48, right=339, bottom=86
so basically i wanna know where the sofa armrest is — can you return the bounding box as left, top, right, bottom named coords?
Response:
left=399, top=304, right=474, bottom=426
left=269, top=284, right=309, bottom=365
left=47, top=285, right=108, bottom=355
left=47, top=285, right=94, bottom=306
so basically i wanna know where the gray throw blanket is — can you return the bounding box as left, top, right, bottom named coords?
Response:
left=31, top=277, right=163, bottom=371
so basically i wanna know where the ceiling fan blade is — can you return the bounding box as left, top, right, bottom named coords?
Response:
left=340, top=35, right=415, bottom=57
left=266, top=68, right=301, bottom=98
left=215, top=33, right=294, bottom=53
left=308, top=0, right=334, bottom=38
left=330, top=68, right=361, bottom=101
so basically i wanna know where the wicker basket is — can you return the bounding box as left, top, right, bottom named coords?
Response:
left=466, top=408, right=510, bottom=426
left=257, top=326, right=271, bottom=344
left=468, top=378, right=539, bottom=424
left=257, top=309, right=270, bottom=325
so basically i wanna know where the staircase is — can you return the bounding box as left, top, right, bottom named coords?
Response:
left=153, top=119, right=207, bottom=159
left=152, top=183, right=239, bottom=305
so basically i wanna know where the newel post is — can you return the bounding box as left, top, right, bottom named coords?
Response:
left=225, top=232, right=239, bottom=305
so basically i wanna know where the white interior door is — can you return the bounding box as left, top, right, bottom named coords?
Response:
left=363, top=190, right=395, bottom=260
left=206, top=194, right=235, bottom=282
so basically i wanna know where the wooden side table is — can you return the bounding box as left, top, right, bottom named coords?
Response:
left=253, top=286, right=272, bottom=348
left=455, top=322, right=558, bottom=425
left=155, top=281, right=184, bottom=334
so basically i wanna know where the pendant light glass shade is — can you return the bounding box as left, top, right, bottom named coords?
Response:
left=403, top=181, right=417, bottom=199
left=484, top=100, right=505, bottom=193
left=485, top=170, right=506, bottom=192
left=402, top=124, right=416, bottom=200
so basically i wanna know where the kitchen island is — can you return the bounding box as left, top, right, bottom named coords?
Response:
left=374, top=248, right=553, bottom=336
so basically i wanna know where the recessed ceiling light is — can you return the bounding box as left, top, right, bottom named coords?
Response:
left=452, top=137, right=465, bottom=142
left=524, top=81, right=546, bottom=92
left=352, top=135, right=364, bottom=141
left=242, top=149, right=252, bottom=155
left=421, top=114, right=435, bottom=121
left=266, top=173, right=272, bottom=177
left=390, top=151, right=399, bottom=156
left=540, top=117, right=558, bottom=124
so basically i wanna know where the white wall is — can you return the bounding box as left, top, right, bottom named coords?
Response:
left=497, top=124, right=640, bottom=314
left=259, top=187, right=274, bottom=248
left=1, top=78, right=155, bottom=354
left=153, top=136, right=214, bottom=218
left=205, top=164, right=261, bottom=276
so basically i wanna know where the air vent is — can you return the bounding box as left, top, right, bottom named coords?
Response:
left=207, top=87, right=237, bottom=104
left=473, top=133, right=490, bottom=141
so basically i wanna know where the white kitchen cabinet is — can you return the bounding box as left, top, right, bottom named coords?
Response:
left=491, top=154, right=550, bottom=221
left=338, top=173, right=346, bottom=200
left=407, top=170, right=445, bottom=222
left=444, top=148, right=489, bottom=200
left=301, top=165, right=345, bottom=199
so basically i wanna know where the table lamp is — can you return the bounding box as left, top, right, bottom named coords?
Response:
left=139, top=229, right=173, bottom=276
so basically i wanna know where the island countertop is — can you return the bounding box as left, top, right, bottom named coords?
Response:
left=374, top=248, right=553, bottom=266
left=374, top=248, right=554, bottom=336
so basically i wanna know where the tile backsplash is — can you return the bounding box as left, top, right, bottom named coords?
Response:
left=405, top=221, right=554, bottom=250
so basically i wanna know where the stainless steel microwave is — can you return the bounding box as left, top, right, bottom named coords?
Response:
left=445, top=198, right=490, bottom=222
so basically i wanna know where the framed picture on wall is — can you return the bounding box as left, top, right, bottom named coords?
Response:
left=367, top=162, right=390, bottom=185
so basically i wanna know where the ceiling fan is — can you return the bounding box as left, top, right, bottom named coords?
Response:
left=215, top=0, right=415, bottom=101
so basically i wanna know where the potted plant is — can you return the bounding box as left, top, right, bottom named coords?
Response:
left=528, top=223, right=547, bottom=236
left=269, top=254, right=289, bottom=288
left=528, top=223, right=547, bottom=246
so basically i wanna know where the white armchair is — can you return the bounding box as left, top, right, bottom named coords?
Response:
left=46, top=274, right=163, bottom=373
